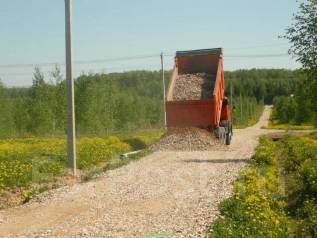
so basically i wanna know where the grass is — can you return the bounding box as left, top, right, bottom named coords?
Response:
left=119, top=128, right=163, bottom=150
left=263, top=121, right=316, bottom=130
left=209, top=135, right=317, bottom=237
left=309, top=131, right=317, bottom=139
left=0, top=129, right=163, bottom=208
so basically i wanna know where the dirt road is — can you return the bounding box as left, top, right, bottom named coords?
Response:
left=0, top=106, right=273, bottom=238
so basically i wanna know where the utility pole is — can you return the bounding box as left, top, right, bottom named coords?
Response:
left=240, top=92, right=243, bottom=124
left=246, top=98, right=249, bottom=119
left=230, top=81, right=233, bottom=124
left=161, top=53, right=167, bottom=129
left=65, top=0, right=76, bottom=176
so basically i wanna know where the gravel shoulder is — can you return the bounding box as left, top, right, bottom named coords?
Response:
left=0, top=106, right=274, bottom=238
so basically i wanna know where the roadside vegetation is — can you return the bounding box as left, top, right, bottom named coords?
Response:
left=210, top=1, right=317, bottom=236
left=265, top=122, right=316, bottom=131
left=265, top=95, right=316, bottom=130
left=209, top=133, right=317, bottom=237
left=272, top=0, right=317, bottom=130
left=264, top=0, right=317, bottom=131
left=0, top=129, right=162, bottom=208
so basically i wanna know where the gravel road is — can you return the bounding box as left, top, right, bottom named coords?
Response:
left=0, top=106, right=274, bottom=238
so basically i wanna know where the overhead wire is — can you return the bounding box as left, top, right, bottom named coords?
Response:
left=0, top=54, right=162, bottom=69
left=0, top=48, right=291, bottom=79
left=0, top=63, right=175, bottom=77
left=0, top=51, right=290, bottom=69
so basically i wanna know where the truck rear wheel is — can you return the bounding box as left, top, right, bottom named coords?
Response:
left=219, top=127, right=226, bottom=144
left=225, top=132, right=232, bottom=145
left=220, top=120, right=232, bottom=145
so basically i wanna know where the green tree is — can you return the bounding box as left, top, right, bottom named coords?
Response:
left=50, top=65, right=67, bottom=133
left=0, top=81, right=14, bottom=137
left=13, top=97, right=30, bottom=136
left=28, top=67, right=55, bottom=135
left=294, top=79, right=314, bottom=124
left=284, top=0, right=317, bottom=119
left=272, top=96, right=296, bottom=124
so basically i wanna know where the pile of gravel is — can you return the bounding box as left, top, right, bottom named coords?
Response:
left=173, top=73, right=215, bottom=101
left=150, top=127, right=223, bottom=151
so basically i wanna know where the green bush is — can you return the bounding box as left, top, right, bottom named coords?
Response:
left=279, top=136, right=317, bottom=236
left=296, top=199, right=317, bottom=237
left=252, top=137, right=277, bottom=165
left=280, top=136, right=317, bottom=173
left=210, top=138, right=289, bottom=237
left=212, top=196, right=288, bottom=238
left=210, top=135, right=317, bottom=237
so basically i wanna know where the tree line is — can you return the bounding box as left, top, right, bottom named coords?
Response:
left=0, top=67, right=301, bottom=138
left=1, top=68, right=172, bottom=137
left=225, top=69, right=300, bottom=104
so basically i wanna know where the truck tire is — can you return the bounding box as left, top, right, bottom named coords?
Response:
left=220, top=127, right=226, bottom=144
left=220, top=120, right=232, bottom=145
left=215, top=126, right=228, bottom=144
left=225, top=132, right=232, bottom=145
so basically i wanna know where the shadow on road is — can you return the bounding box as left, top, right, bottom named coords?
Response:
left=181, top=158, right=250, bottom=164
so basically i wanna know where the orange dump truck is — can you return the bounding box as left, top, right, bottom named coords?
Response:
left=166, top=48, right=233, bottom=145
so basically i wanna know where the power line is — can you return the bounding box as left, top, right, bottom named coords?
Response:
left=0, top=53, right=292, bottom=80
left=226, top=53, right=288, bottom=58
left=0, top=63, right=175, bottom=77
left=0, top=52, right=290, bottom=69
left=226, top=43, right=288, bottom=50
left=0, top=54, right=162, bottom=69
left=0, top=52, right=291, bottom=77
left=76, top=54, right=161, bottom=64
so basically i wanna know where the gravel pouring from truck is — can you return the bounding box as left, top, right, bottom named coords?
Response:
left=165, top=48, right=233, bottom=145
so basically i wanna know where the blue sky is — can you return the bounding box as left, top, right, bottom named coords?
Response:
left=1, top=0, right=300, bottom=86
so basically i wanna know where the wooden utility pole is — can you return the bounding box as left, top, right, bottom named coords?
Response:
left=161, top=53, right=167, bottom=129
left=65, top=0, right=76, bottom=175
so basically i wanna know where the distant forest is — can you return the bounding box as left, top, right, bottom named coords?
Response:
left=225, top=69, right=300, bottom=104
left=0, top=68, right=300, bottom=138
